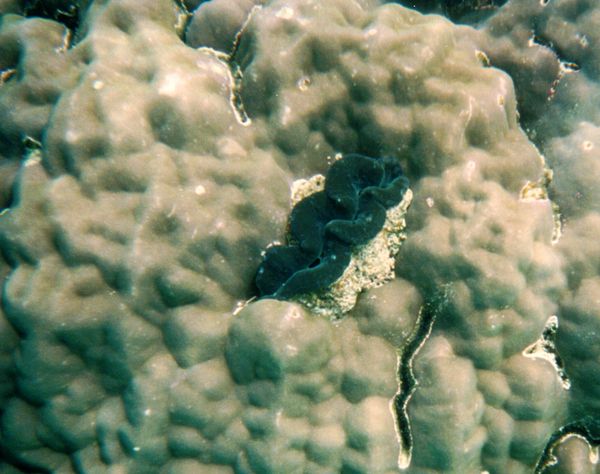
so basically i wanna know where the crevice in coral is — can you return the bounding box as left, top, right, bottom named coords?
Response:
left=173, top=0, right=193, bottom=41
left=522, top=315, right=571, bottom=390
left=529, top=31, right=575, bottom=68
left=21, top=0, right=84, bottom=48
left=0, top=68, right=17, bottom=85
left=398, top=0, right=508, bottom=24
left=197, top=46, right=251, bottom=127
left=23, top=0, right=81, bottom=32
left=227, top=4, right=262, bottom=126
left=519, top=164, right=563, bottom=244
left=535, top=416, right=600, bottom=473
left=193, top=5, right=261, bottom=127
left=529, top=30, right=581, bottom=103
left=391, top=295, right=439, bottom=469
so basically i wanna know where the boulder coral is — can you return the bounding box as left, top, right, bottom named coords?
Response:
left=0, top=0, right=598, bottom=473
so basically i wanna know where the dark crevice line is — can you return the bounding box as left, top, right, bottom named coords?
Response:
left=173, top=0, right=193, bottom=43
left=22, top=135, right=43, bottom=152
left=397, top=0, right=507, bottom=24
left=529, top=28, right=581, bottom=73
left=529, top=28, right=581, bottom=101
left=523, top=315, right=571, bottom=389
left=229, top=5, right=260, bottom=62
left=23, top=0, right=80, bottom=32
left=530, top=31, right=571, bottom=67
left=535, top=416, right=600, bottom=473
left=0, top=68, right=17, bottom=85
left=196, top=46, right=251, bottom=127
left=226, top=5, right=262, bottom=126
left=391, top=295, right=439, bottom=469
left=521, top=32, right=579, bottom=110
left=228, top=61, right=250, bottom=126
left=195, top=6, right=259, bottom=126
left=22, top=0, right=86, bottom=48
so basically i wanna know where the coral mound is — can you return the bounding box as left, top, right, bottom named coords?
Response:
left=0, top=0, right=598, bottom=472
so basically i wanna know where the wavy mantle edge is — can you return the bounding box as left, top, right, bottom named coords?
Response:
left=287, top=173, right=413, bottom=318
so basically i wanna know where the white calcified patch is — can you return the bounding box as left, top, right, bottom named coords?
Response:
left=288, top=174, right=412, bottom=318
left=158, top=72, right=186, bottom=97
left=520, top=166, right=563, bottom=244
left=196, top=47, right=252, bottom=127
left=523, top=315, right=571, bottom=389
left=290, top=174, right=325, bottom=205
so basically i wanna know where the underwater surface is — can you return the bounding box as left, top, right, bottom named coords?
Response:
left=0, top=0, right=599, bottom=472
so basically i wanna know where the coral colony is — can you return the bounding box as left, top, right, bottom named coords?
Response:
left=0, top=0, right=599, bottom=473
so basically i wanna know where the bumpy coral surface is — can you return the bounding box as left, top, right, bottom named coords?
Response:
left=0, top=0, right=598, bottom=473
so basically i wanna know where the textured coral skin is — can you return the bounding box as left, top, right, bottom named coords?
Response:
left=0, top=0, right=599, bottom=473
left=255, top=153, right=409, bottom=299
